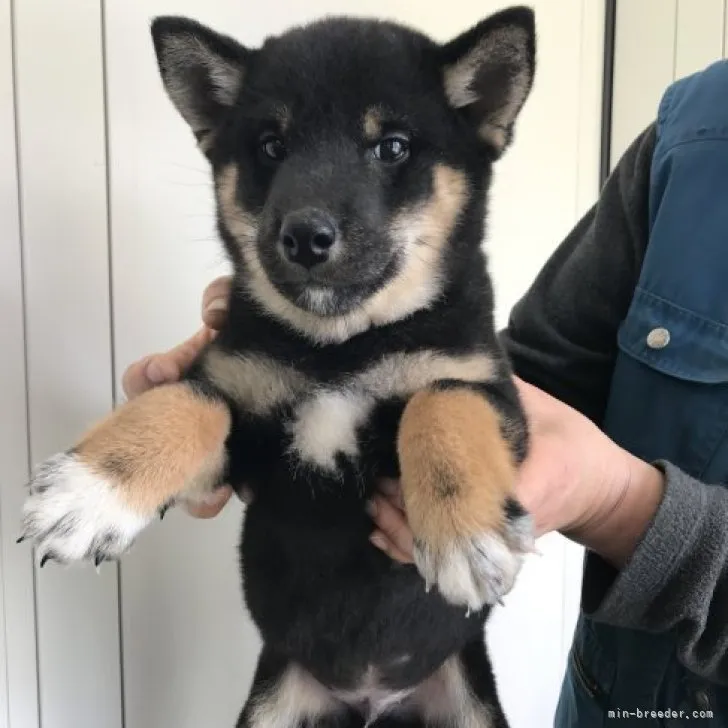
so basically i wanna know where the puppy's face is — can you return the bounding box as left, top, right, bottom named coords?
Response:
left=152, top=10, right=535, bottom=338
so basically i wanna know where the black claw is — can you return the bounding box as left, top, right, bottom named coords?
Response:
left=40, top=554, right=51, bottom=568
left=159, top=504, right=170, bottom=520
left=94, top=554, right=104, bottom=567
left=16, top=535, right=27, bottom=544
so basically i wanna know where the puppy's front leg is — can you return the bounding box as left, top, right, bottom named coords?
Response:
left=398, top=380, right=534, bottom=613
left=19, top=382, right=230, bottom=566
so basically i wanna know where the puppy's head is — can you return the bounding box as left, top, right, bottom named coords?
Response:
left=151, top=9, right=535, bottom=342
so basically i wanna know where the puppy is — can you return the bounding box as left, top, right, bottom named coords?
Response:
left=19, top=7, right=537, bottom=726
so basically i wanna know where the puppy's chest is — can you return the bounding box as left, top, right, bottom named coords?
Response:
left=204, top=346, right=496, bottom=475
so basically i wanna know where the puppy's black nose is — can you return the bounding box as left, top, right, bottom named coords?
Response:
left=279, top=209, right=337, bottom=269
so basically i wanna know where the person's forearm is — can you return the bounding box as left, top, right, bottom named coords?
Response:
left=569, top=455, right=666, bottom=568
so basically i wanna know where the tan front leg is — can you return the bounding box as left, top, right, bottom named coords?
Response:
left=398, top=387, right=533, bottom=612
left=20, top=383, right=230, bottom=566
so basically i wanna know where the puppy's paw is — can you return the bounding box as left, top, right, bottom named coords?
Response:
left=413, top=499, right=534, bottom=612
left=18, top=382, right=231, bottom=568
left=398, top=387, right=533, bottom=612
left=20, top=453, right=151, bottom=566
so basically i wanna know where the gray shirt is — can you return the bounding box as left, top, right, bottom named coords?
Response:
left=500, top=123, right=728, bottom=685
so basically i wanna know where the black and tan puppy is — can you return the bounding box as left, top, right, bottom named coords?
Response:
left=20, top=7, right=537, bottom=726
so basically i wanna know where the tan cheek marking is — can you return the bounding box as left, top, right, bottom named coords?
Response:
left=365, top=164, right=468, bottom=323
left=363, top=107, right=382, bottom=141
left=216, top=163, right=259, bottom=245
left=76, top=384, right=230, bottom=516
left=398, top=388, right=516, bottom=551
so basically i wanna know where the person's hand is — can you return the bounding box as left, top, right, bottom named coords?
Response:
left=369, top=377, right=665, bottom=568
left=121, top=275, right=242, bottom=518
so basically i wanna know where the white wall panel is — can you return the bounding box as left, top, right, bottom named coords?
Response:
left=611, top=0, right=677, bottom=167
left=12, top=1, right=122, bottom=726
left=611, top=0, right=728, bottom=173
left=104, top=2, right=602, bottom=727
left=675, top=0, right=725, bottom=79
left=0, top=1, right=38, bottom=726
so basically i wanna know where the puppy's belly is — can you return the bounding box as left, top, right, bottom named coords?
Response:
left=240, top=503, right=485, bottom=691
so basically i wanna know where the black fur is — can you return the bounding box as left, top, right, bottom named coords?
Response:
left=151, top=8, right=536, bottom=726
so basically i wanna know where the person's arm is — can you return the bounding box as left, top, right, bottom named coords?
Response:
left=501, top=122, right=728, bottom=684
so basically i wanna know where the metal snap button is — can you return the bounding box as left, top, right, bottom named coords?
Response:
left=646, top=327, right=670, bottom=349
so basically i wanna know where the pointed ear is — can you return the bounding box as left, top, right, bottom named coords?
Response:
left=151, top=16, right=250, bottom=144
left=440, top=6, right=535, bottom=155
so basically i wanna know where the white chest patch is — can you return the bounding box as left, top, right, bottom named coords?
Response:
left=288, top=389, right=375, bottom=471
left=287, top=350, right=495, bottom=472
left=204, top=346, right=496, bottom=474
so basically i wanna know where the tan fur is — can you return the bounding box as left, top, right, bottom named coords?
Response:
left=364, top=164, right=468, bottom=326
left=414, top=657, right=495, bottom=727
left=250, top=664, right=339, bottom=726
left=363, top=106, right=382, bottom=140
left=216, top=163, right=468, bottom=344
left=76, top=384, right=230, bottom=516
left=197, top=131, right=217, bottom=154
left=355, top=350, right=495, bottom=398
left=217, top=164, right=260, bottom=244
left=398, top=388, right=516, bottom=551
left=204, top=348, right=310, bottom=414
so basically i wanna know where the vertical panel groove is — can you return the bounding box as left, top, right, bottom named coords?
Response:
left=9, top=0, right=42, bottom=720
left=672, top=0, right=679, bottom=78
left=15, top=0, right=123, bottom=721
left=100, top=2, right=126, bottom=727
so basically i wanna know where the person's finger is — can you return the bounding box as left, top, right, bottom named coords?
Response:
left=121, top=327, right=214, bottom=399
left=184, top=486, right=235, bottom=518
left=369, top=530, right=412, bottom=563
left=201, top=275, right=233, bottom=330
left=367, top=495, right=414, bottom=562
left=377, top=478, right=405, bottom=510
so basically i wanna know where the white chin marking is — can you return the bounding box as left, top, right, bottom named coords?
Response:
left=300, top=287, right=337, bottom=315
left=415, top=514, right=534, bottom=612
left=20, top=453, right=149, bottom=565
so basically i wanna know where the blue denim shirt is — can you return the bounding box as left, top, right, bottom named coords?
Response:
left=555, top=60, right=728, bottom=727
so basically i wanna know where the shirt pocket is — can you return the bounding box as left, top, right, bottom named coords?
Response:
left=605, top=287, right=728, bottom=481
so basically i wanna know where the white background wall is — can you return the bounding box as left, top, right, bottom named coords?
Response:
left=610, top=0, right=728, bottom=165
left=3, top=1, right=704, bottom=727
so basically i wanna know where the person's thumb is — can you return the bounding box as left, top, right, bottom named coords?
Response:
left=121, top=327, right=214, bottom=399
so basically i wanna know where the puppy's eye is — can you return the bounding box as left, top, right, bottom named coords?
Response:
left=373, top=134, right=410, bottom=164
left=260, top=134, right=287, bottom=162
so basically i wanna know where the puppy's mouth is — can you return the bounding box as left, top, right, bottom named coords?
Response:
left=276, top=278, right=383, bottom=316
left=257, top=239, right=398, bottom=316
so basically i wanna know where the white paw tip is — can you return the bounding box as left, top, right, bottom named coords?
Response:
left=415, top=529, right=526, bottom=612
left=19, top=452, right=148, bottom=565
